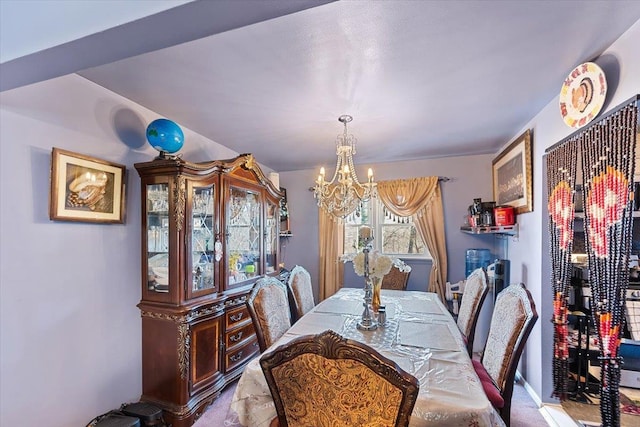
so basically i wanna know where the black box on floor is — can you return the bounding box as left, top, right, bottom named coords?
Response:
left=94, top=414, right=140, bottom=427
left=122, top=402, right=165, bottom=427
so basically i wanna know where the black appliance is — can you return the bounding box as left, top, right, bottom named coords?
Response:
left=489, top=259, right=510, bottom=300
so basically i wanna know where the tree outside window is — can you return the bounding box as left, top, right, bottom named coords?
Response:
left=343, top=200, right=429, bottom=259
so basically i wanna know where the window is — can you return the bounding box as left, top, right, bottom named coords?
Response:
left=343, top=199, right=429, bottom=259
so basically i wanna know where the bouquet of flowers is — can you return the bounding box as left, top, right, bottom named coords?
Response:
left=340, top=251, right=411, bottom=279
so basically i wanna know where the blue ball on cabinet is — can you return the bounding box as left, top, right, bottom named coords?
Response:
left=146, top=118, right=184, bottom=156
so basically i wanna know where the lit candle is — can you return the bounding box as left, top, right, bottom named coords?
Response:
left=368, top=168, right=373, bottom=182
left=320, top=167, right=325, bottom=177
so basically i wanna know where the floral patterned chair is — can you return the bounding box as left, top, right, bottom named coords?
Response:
left=260, top=330, right=419, bottom=427
left=472, top=282, right=538, bottom=427
left=287, top=265, right=315, bottom=323
left=246, top=277, right=292, bottom=352
left=456, top=267, right=490, bottom=356
left=381, top=265, right=411, bottom=290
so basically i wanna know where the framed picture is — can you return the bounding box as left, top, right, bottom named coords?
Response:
left=49, top=148, right=126, bottom=223
left=492, top=129, right=533, bottom=214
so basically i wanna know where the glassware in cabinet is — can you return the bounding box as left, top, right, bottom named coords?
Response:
left=265, top=197, right=278, bottom=274
left=146, top=183, right=170, bottom=293
left=227, top=185, right=262, bottom=285
left=188, top=183, right=217, bottom=297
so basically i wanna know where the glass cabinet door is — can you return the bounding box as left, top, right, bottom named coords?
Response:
left=146, top=183, right=170, bottom=293
left=265, top=198, right=278, bottom=274
left=227, top=186, right=261, bottom=285
left=190, top=184, right=216, bottom=296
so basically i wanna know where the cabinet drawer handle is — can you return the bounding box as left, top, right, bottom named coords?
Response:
left=230, top=331, right=243, bottom=342
left=230, top=313, right=243, bottom=322
left=230, top=352, right=243, bottom=362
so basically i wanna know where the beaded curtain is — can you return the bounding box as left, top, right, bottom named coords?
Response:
left=546, top=138, right=579, bottom=400
left=546, top=97, right=638, bottom=425
left=581, top=103, right=637, bottom=427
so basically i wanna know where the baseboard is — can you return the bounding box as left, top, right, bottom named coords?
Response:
left=540, top=404, right=581, bottom=427
left=515, top=370, right=543, bottom=407
left=515, top=370, right=580, bottom=427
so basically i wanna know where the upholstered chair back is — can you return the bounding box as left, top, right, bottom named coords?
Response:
left=456, top=267, right=490, bottom=355
left=247, top=277, right=292, bottom=352
left=260, top=330, right=419, bottom=427
left=382, top=265, right=411, bottom=290
left=287, top=265, right=315, bottom=323
left=478, top=282, right=538, bottom=426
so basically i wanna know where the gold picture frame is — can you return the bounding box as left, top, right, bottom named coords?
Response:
left=49, top=147, right=126, bottom=223
left=492, top=129, right=533, bottom=214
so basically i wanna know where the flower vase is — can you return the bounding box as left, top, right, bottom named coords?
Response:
left=371, top=277, right=382, bottom=312
left=357, top=271, right=377, bottom=330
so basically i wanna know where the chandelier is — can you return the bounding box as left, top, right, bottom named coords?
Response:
left=313, top=115, right=376, bottom=218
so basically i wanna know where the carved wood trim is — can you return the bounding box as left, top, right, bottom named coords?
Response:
left=140, top=303, right=225, bottom=323
left=174, top=175, right=186, bottom=231
left=177, top=323, right=190, bottom=379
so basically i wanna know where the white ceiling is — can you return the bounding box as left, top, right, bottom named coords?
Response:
left=4, top=1, right=640, bottom=172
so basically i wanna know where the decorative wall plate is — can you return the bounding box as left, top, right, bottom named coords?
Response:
left=559, top=62, right=607, bottom=129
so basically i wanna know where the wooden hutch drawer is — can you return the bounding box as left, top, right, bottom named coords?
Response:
left=225, top=322, right=255, bottom=349
left=225, top=305, right=251, bottom=328
left=225, top=338, right=259, bottom=371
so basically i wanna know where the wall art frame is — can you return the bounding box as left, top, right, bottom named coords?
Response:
left=49, top=147, right=126, bottom=223
left=492, top=129, right=533, bottom=214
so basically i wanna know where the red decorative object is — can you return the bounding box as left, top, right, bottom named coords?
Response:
left=548, top=182, right=575, bottom=250
left=585, top=166, right=629, bottom=258
left=494, top=206, right=515, bottom=226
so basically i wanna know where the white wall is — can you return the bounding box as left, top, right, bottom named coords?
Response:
left=0, top=74, right=242, bottom=427
left=502, top=20, right=640, bottom=402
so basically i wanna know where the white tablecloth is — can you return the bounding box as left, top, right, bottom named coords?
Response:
left=224, top=288, right=505, bottom=427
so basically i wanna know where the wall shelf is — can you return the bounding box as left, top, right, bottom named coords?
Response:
left=460, top=224, right=519, bottom=237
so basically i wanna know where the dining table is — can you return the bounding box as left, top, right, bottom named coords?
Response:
left=224, top=288, right=506, bottom=427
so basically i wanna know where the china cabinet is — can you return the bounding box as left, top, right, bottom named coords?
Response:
left=134, top=154, right=284, bottom=427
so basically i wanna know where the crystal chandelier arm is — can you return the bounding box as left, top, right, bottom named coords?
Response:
left=347, top=151, right=362, bottom=185
left=313, top=114, right=376, bottom=218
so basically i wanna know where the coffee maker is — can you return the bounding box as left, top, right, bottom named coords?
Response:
left=468, top=198, right=496, bottom=227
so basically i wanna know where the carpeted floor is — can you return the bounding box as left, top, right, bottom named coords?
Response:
left=193, top=377, right=550, bottom=427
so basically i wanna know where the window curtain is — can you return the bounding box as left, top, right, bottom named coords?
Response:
left=377, top=177, right=448, bottom=301
left=318, top=208, right=344, bottom=301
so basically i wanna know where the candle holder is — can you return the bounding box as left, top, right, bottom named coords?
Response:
left=357, top=240, right=378, bottom=331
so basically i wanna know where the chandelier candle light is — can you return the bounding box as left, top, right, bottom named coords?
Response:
left=341, top=226, right=411, bottom=330
left=313, top=115, right=376, bottom=218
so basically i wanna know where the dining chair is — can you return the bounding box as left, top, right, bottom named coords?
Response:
left=246, top=277, right=292, bottom=352
left=456, top=267, right=490, bottom=356
left=259, top=330, right=419, bottom=427
left=473, top=282, right=538, bottom=427
left=286, top=265, right=315, bottom=323
left=382, top=265, right=411, bottom=290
